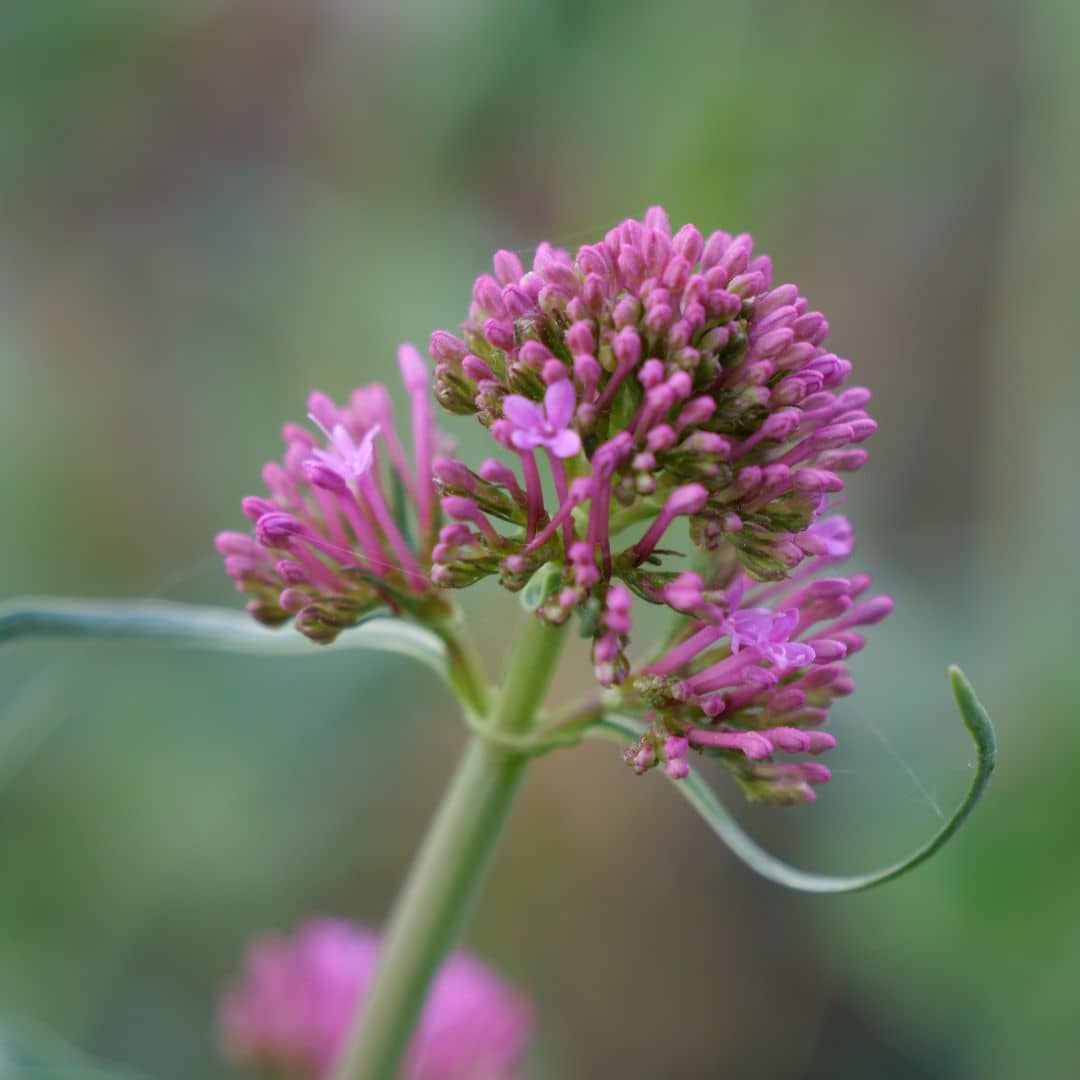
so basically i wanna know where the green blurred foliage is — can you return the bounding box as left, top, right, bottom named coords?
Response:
left=1, top=1, right=1077, bottom=1077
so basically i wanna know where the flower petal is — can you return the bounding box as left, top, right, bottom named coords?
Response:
left=724, top=575, right=747, bottom=610
left=772, top=641, right=816, bottom=670
left=769, top=608, right=799, bottom=643
left=509, top=429, right=544, bottom=452
left=544, top=378, right=577, bottom=430
left=808, top=514, right=855, bottom=558
left=502, top=394, right=544, bottom=432
left=548, top=429, right=582, bottom=459
left=354, top=424, right=380, bottom=476
left=331, top=424, right=356, bottom=461
left=726, top=608, right=773, bottom=651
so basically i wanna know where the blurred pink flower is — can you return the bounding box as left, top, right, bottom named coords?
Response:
left=219, top=919, right=533, bottom=1080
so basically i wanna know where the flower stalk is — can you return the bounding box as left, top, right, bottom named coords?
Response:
left=330, top=613, right=566, bottom=1080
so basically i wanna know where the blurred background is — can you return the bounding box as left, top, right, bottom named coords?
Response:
left=1, top=1, right=1078, bottom=1076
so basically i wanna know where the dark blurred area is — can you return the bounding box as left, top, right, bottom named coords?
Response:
left=1, top=1, right=1078, bottom=1077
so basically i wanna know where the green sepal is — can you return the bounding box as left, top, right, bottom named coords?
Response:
left=519, top=561, right=565, bottom=613
left=610, top=377, right=643, bottom=437
left=576, top=595, right=603, bottom=638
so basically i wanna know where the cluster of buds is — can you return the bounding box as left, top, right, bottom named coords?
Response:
left=622, top=515, right=892, bottom=802
left=429, top=207, right=875, bottom=686
left=219, top=919, right=532, bottom=1080
left=216, top=346, right=447, bottom=643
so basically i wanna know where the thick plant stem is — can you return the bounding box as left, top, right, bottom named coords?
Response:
left=330, top=614, right=567, bottom=1080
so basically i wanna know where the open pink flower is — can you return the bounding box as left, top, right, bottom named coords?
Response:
left=724, top=606, right=815, bottom=672
left=759, top=610, right=817, bottom=672
left=308, top=416, right=380, bottom=488
left=502, top=380, right=581, bottom=458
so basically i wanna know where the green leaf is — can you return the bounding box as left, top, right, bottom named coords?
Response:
left=0, top=597, right=448, bottom=682
left=594, top=666, right=996, bottom=894
left=0, top=1016, right=146, bottom=1078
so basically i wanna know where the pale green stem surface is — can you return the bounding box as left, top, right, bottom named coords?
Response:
left=431, top=609, right=491, bottom=717
left=330, top=614, right=567, bottom=1080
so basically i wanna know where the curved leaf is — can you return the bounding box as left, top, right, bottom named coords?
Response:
left=0, top=597, right=448, bottom=682
left=594, top=666, right=995, bottom=893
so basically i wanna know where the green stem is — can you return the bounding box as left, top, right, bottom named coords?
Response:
left=432, top=607, right=492, bottom=716
left=330, top=614, right=567, bottom=1080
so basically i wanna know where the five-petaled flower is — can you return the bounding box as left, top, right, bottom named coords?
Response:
left=307, top=416, right=380, bottom=488
left=502, top=380, right=582, bottom=458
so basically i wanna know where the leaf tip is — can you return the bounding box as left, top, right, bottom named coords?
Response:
left=948, top=665, right=997, bottom=774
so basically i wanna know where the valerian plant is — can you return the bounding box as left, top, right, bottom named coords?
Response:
left=0, top=209, right=995, bottom=1080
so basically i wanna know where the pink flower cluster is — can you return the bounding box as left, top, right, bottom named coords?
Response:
left=216, top=206, right=893, bottom=802
left=429, top=208, right=876, bottom=687
left=624, top=515, right=892, bottom=803
left=217, top=347, right=446, bottom=643
left=219, top=919, right=532, bottom=1080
